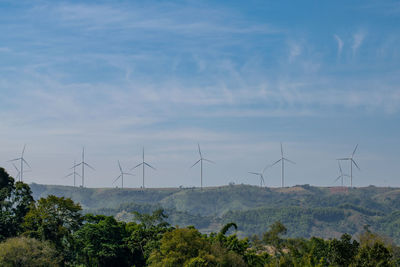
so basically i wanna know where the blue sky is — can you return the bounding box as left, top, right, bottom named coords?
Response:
left=1, top=0, right=399, bottom=188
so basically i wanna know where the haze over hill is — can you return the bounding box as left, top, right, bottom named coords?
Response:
left=30, top=183, right=400, bottom=244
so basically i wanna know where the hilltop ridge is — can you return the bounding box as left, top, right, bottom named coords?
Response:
left=29, top=183, right=400, bottom=243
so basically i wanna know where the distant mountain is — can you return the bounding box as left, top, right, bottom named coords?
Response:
left=29, top=183, right=400, bottom=243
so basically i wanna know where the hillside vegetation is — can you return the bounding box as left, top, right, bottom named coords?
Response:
left=30, top=183, right=400, bottom=244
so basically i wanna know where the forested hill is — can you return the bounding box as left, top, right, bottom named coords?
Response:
left=29, top=183, right=400, bottom=244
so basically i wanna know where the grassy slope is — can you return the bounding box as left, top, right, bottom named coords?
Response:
left=29, top=183, right=400, bottom=243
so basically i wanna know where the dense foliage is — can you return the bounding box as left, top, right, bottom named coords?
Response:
left=1, top=170, right=400, bottom=265
left=30, top=183, right=400, bottom=243
left=0, top=167, right=33, bottom=241
left=0, top=236, right=60, bottom=266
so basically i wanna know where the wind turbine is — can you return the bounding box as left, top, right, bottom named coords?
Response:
left=191, top=144, right=214, bottom=190
left=8, top=145, right=31, bottom=182
left=334, top=161, right=349, bottom=187
left=65, top=160, right=81, bottom=187
left=271, top=143, right=295, bottom=188
left=248, top=171, right=265, bottom=187
left=113, top=160, right=134, bottom=189
left=12, top=163, right=21, bottom=181
left=72, top=147, right=95, bottom=187
left=337, top=144, right=360, bottom=188
left=131, top=148, right=156, bottom=188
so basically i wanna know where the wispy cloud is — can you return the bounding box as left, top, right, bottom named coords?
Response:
left=288, top=42, right=302, bottom=62
left=1, top=1, right=400, bottom=187
left=352, top=31, right=366, bottom=54
left=333, top=34, right=344, bottom=57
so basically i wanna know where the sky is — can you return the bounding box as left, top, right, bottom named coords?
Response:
left=0, top=0, right=400, bottom=188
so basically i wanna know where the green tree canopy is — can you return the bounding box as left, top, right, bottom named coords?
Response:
left=148, top=227, right=247, bottom=267
left=0, top=167, right=33, bottom=241
left=328, top=233, right=359, bottom=266
left=263, top=221, right=287, bottom=249
left=22, top=195, right=82, bottom=264
left=125, top=208, right=173, bottom=266
left=0, top=236, right=60, bottom=267
left=74, top=214, right=130, bottom=267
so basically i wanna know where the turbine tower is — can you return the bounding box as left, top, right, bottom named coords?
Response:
left=131, top=148, right=156, bottom=188
left=337, top=144, right=360, bottom=188
left=65, top=160, right=81, bottom=187
left=72, top=147, right=95, bottom=187
left=113, top=160, right=134, bottom=189
left=248, top=171, right=265, bottom=187
left=334, top=161, right=349, bottom=187
left=271, top=143, right=295, bottom=188
left=8, top=145, right=31, bottom=182
left=191, top=144, right=214, bottom=190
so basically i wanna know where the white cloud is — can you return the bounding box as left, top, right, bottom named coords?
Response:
left=333, top=34, right=344, bottom=56
left=288, top=42, right=302, bottom=62
left=352, top=31, right=366, bottom=54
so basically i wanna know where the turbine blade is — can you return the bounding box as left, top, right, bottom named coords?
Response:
left=198, top=143, right=202, bottom=158
left=338, top=161, right=343, bottom=173
left=144, top=162, right=156, bottom=170
left=334, top=175, right=341, bottom=182
left=191, top=159, right=201, bottom=168
left=248, top=172, right=259, bottom=176
left=22, top=144, right=26, bottom=157
left=83, top=162, right=95, bottom=171
left=22, top=158, right=31, bottom=168
left=337, top=158, right=350, bottom=160
left=71, top=162, right=82, bottom=169
left=271, top=159, right=282, bottom=166
left=118, top=160, right=123, bottom=173
left=64, top=173, right=73, bottom=178
left=262, top=164, right=271, bottom=174
left=113, top=175, right=122, bottom=183
left=8, top=158, right=21, bottom=162
left=283, top=158, right=296, bottom=164
left=352, top=144, right=358, bottom=157
left=12, top=163, right=19, bottom=172
left=203, top=158, right=215, bottom=164
left=352, top=159, right=360, bottom=170
left=280, top=143, right=283, bottom=157
left=123, top=172, right=135, bottom=176
left=131, top=163, right=143, bottom=170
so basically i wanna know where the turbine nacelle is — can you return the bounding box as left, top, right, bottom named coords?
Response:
left=131, top=147, right=156, bottom=188
left=337, top=144, right=360, bottom=187
left=8, top=144, right=31, bottom=182
left=114, top=160, right=134, bottom=188
left=191, top=144, right=214, bottom=190
left=270, top=143, right=295, bottom=188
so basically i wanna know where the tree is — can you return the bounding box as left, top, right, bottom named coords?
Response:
left=328, top=233, right=359, bottom=266
left=355, top=228, right=394, bottom=266
left=23, top=195, right=83, bottom=263
left=148, top=227, right=247, bottom=267
left=0, top=167, right=33, bottom=241
left=354, top=242, right=392, bottom=267
left=147, top=227, right=211, bottom=266
left=125, top=209, right=172, bottom=266
left=74, top=214, right=130, bottom=267
left=212, top=222, right=249, bottom=257
left=263, top=221, right=287, bottom=249
left=0, top=236, right=60, bottom=267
